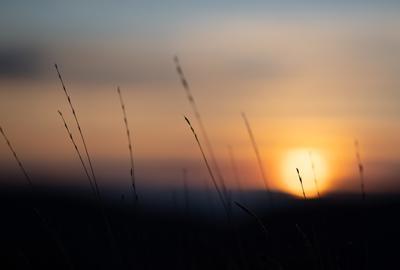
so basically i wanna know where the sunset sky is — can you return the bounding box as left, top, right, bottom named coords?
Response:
left=1, top=1, right=400, bottom=198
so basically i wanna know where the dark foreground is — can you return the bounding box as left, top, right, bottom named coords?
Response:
left=1, top=187, right=399, bottom=270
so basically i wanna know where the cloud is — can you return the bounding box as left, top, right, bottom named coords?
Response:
left=0, top=47, right=41, bottom=79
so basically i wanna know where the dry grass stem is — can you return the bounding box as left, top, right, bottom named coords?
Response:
left=354, top=140, right=366, bottom=201
left=296, top=168, right=307, bottom=200
left=174, top=56, right=229, bottom=201
left=58, top=110, right=97, bottom=196
left=117, top=87, right=138, bottom=201
left=228, top=145, right=242, bottom=193
left=241, top=112, right=271, bottom=198
left=54, top=64, right=100, bottom=197
left=184, top=116, right=228, bottom=213
left=0, top=126, right=33, bottom=187
left=234, top=201, right=268, bottom=239
left=309, top=151, right=321, bottom=199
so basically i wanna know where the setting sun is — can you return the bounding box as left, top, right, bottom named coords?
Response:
left=2, top=2, right=400, bottom=268
left=281, top=149, right=329, bottom=198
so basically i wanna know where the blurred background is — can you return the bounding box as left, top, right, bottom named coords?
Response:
left=1, top=1, right=400, bottom=199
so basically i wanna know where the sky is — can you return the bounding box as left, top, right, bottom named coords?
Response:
left=1, top=1, right=400, bottom=198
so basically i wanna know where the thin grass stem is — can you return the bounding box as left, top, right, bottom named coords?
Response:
left=174, top=56, right=229, bottom=202
left=58, top=110, right=96, bottom=196
left=354, top=140, right=366, bottom=201
left=54, top=64, right=100, bottom=198
left=296, top=168, right=307, bottom=200
left=309, top=151, right=321, bottom=199
left=241, top=112, right=272, bottom=202
left=234, top=201, right=268, bottom=239
left=184, top=116, right=228, bottom=214
left=0, top=126, right=33, bottom=187
left=117, top=87, right=138, bottom=202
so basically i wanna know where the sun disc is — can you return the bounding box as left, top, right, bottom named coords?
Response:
left=281, top=148, right=329, bottom=198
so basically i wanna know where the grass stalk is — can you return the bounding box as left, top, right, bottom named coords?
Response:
left=54, top=64, right=122, bottom=266
left=309, top=151, right=321, bottom=199
left=58, top=110, right=96, bottom=197
left=174, top=56, right=229, bottom=202
left=228, top=145, right=243, bottom=196
left=234, top=201, right=268, bottom=239
left=354, top=140, right=369, bottom=269
left=1, top=125, right=74, bottom=269
left=354, top=140, right=366, bottom=201
left=241, top=112, right=272, bottom=201
left=182, top=168, right=189, bottom=215
left=117, top=87, right=138, bottom=202
left=296, top=168, right=307, bottom=200
left=184, top=116, right=228, bottom=214
left=0, top=126, right=33, bottom=187
left=54, top=64, right=100, bottom=198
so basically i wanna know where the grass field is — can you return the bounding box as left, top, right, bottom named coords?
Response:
left=0, top=185, right=398, bottom=269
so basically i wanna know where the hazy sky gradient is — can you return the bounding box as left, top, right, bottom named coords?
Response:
left=1, top=1, right=399, bottom=197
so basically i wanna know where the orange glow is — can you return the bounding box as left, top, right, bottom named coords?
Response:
left=280, top=148, right=329, bottom=198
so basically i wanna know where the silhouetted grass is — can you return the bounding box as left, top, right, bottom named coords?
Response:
left=182, top=168, right=189, bottom=215
left=58, top=110, right=96, bottom=197
left=309, top=151, right=321, bottom=199
left=354, top=140, right=369, bottom=269
left=54, top=64, right=100, bottom=198
left=0, top=125, right=74, bottom=269
left=296, top=168, right=307, bottom=200
left=354, top=140, right=366, bottom=201
left=174, top=56, right=229, bottom=203
left=54, top=64, right=122, bottom=266
left=117, top=87, right=138, bottom=202
left=228, top=145, right=243, bottom=197
left=234, top=201, right=268, bottom=239
left=184, top=116, right=229, bottom=214
left=0, top=125, right=33, bottom=187
left=241, top=112, right=272, bottom=202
